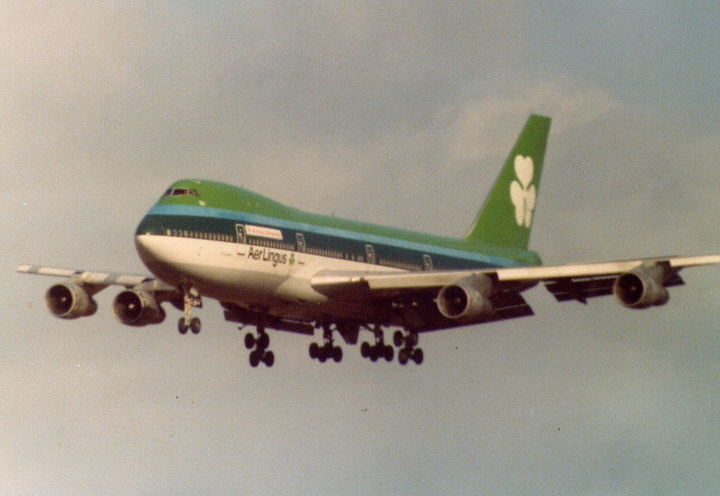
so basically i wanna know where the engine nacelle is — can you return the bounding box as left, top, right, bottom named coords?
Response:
left=437, top=274, right=493, bottom=321
left=113, top=289, right=166, bottom=326
left=613, top=265, right=669, bottom=309
left=45, top=282, right=98, bottom=319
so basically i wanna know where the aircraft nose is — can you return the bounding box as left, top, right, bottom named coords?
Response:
left=134, top=215, right=168, bottom=262
left=135, top=234, right=164, bottom=264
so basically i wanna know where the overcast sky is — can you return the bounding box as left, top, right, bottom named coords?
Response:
left=3, top=1, right=720, bottom=495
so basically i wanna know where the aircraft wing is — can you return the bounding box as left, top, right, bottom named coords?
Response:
left=16, top=265, right=176, bottom=292
left=311, top=254, right=720, bottom=302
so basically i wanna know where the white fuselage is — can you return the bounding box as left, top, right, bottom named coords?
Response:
left=135, top=233, right=400, bottom=322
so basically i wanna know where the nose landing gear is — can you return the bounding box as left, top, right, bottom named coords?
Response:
left=177, top=285, right=202, bottom=335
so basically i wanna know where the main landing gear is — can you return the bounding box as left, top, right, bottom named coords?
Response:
left=360, top=324, right=394, bottom=362
left=308, top=323, right=343, bottom=363
left=177, top=285, right=202, bottom=335
left=394, top=330, right=424, bottom=365
left=244, top=323, right=274, bottom=367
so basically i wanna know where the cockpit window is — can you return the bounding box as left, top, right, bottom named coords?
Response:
left=163, top=188, right=199, bottom=197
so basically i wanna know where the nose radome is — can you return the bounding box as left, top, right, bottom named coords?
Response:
left=135, top=234, right=165, bottom=264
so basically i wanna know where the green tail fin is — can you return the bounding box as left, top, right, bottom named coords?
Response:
left=465, top=114, right=551, bottom=249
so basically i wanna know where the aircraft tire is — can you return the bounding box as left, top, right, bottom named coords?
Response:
left=393, top=330, right=404, bottom=347
left=413, top=348, right=424, bottom=365
left=264, top=351, right=275, bottom=367
left=384, top=345, right=394, bottom=362
left=398, top=348, right=409, bottom=365
left=190, top=317, right=201, bottom=334
left=309, top=342, right=319, bottom=359
left=369, top=347, right=379, bottom=362
left=258, top=332, right=270, bottom=351
left=333, top=346, right=342, bottom=363
left=244, top=333, right=255, bottom=350
left=249, top=350, right=261, bottom=367
left=178, top=319, right=189, bottom=335
left=360, top=342, right=370, bottom=358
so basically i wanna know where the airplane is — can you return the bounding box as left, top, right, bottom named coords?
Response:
left=18, top=115, right=720, bottom=367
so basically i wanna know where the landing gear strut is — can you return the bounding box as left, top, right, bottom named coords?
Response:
left=244, top=323, right=274, bottom=367
left=360, top=324, right=393, bottom=362
left=177, top=285, right=202, bottom=335
left=309, top=323, right=343, bottom=363
left=394, top=330, right=423, bottom=365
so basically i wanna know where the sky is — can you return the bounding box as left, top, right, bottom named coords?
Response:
left=2, top=1, right=720, bottom=494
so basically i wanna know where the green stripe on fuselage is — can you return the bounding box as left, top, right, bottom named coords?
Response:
left=142, top=179, right=541, bottom=269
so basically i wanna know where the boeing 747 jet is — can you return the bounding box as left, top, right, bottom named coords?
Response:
left=18, top=115, right=720, bottom=366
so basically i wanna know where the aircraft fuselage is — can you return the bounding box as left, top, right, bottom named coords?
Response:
left=134, top=180, right=539, bottom=324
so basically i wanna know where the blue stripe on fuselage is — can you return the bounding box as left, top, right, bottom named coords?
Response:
left=145, top=204, right=529, bottom=268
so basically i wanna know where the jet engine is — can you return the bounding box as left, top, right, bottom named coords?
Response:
left=113, top=289, right=166, bottom=326
left=612, top=264, right=669, bottom=308
left=437, top=274, right=493, bottom=321
left=45, top=282, right=98, bottom=319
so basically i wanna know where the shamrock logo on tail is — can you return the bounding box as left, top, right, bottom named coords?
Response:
left=509, top=155, right=536, bottom=228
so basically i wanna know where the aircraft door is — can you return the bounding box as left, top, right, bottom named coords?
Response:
left=296, top=233, right=306, bottom=253
left=365, top=244, right=376, bottom=265
left=423, top=254, right=433, bottom=271
left=235, top=224, right=246, bottom=254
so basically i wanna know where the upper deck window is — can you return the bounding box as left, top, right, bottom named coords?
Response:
left=163, top=188, right=199, bottom=197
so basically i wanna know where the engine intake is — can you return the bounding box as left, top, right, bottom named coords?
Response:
left=437, top=274, right=493, bottom=321
left=45, top=282, right=98, bottom=319
left=613, top=264, right=669, bottom=308
left=113, top=289, right=166, bottom=326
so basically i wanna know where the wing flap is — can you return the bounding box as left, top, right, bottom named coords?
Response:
left=311, top=269, right=495, bottom=297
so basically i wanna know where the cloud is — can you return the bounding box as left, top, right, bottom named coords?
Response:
left=442, top=82, right=620, bottom=165
left=2, top=4, right=720, bottom=494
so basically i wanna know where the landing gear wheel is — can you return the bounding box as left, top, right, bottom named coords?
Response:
left=263, top=350, right=275, bottom=367
left=178, top=318, right=189, bottom=335
left=309, top=342, right=319, bottom=359
left=244, top=332, right=256, bottom=350
left=332, top=346, right=343, bottom=363
left=412, top=348, right=424, bottom=365
left=398, top=348, right=409, bottom=365
left=384, top=345, right=394, bottom=362
left=393, top=330, right=404, bottom=347
left=249, top=350, right=261, bottom=367
left=258, top=332, right=270, bottom=350
left=360, top=342, right=370, bottom=358
left=369, top=347, right=379, bottom=362
left=190, top=317, right=201, bottom=334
